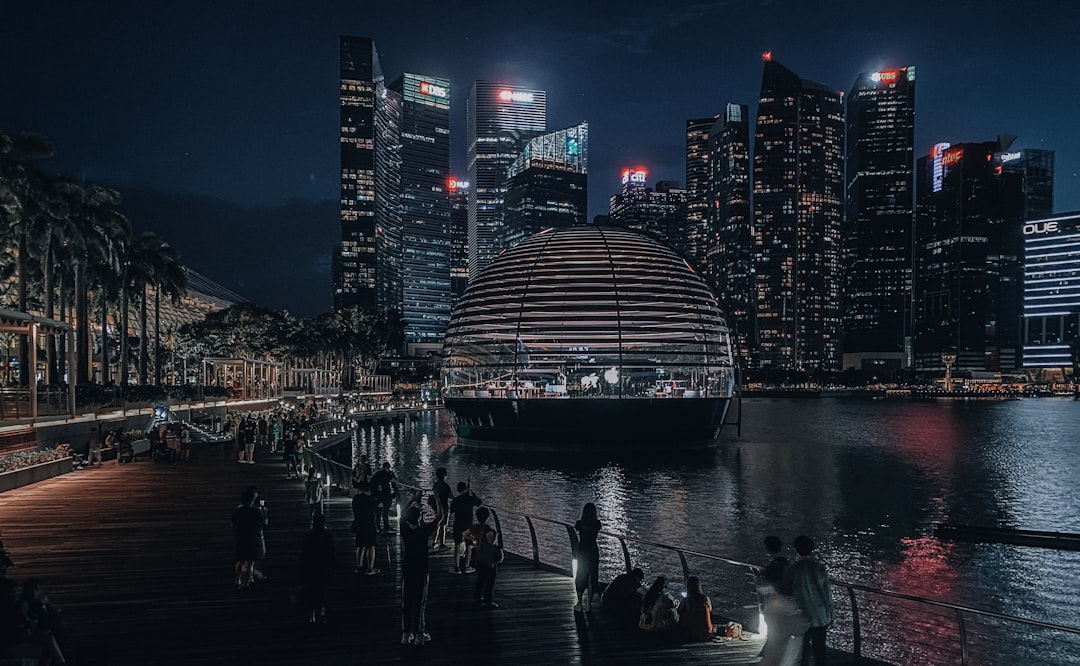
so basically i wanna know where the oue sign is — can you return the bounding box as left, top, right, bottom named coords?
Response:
left=1024, top=221, right=1059, bottom=235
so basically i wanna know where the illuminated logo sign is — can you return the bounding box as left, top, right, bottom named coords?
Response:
left=498, top=89, right=534, bottom=103
left=1024, top=221, right=1059, bottom=235
left=621, top=168, right=647, bottom=185
left=999, top=151, right=1022, bottom=163
left=447, top=178, right=469, bottom=191
left=419, top=81, right=448, bottom=98
left=870, top=70, right=898, bottom=83
left=931, top=142, right=951, bottom=193
left=941, top=148, right=963, bottom=167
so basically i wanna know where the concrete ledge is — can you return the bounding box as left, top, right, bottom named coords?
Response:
left=0, top=456, right=72, bottom=493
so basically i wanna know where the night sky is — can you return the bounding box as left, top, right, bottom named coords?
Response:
left=4, top=0, right=1079, bottom=315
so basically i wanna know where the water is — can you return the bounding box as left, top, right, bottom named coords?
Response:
left=350, top=397, right=1080, bottom=664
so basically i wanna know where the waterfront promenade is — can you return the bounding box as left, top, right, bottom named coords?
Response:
left=0, top=442, right=769, bottom=665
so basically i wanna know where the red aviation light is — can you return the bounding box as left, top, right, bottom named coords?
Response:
left=762, top=51, right=773, bottom=62
left=447, top=178, right=457, bottom=191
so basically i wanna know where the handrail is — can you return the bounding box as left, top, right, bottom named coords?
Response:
left=301, top=438, right=1080, bottom=665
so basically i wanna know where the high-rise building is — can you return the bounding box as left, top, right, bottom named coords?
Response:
left=335, top=36, right=383, bottom=310
left=752, top=54, right=844, bottom=371
left=503, top=122, right=589, bottom=249
left=388, top=74, right=452, bottom=354
left=843, top=66, right=916, bottom=375
left=914, top=139, right=1027, bottom=372
left=448, top=177, right=470, bottom=305
left=709, top=103, right=755, bottom=366
left=608, top=169, right=688, bottom=253
left=467, top=82, right=546, bottom=278
left=1022, top=212, right=1080, bottom=371
left=999, top=148, right=1055, bottom=219
left=686, top=116, right=717, bottom=272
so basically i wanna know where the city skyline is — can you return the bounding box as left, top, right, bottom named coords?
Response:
left=4, top=1, right=1080, bottom=315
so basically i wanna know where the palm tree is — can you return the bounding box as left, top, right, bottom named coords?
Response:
left=127, top=233, right=186, bottom=386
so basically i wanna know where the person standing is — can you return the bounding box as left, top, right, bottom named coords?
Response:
left=371, top=462, right=398, bottom=534
left=784, top=535, right=835, bottom=666
left=351, top=482, right=379, bottom=575
left=758, top=535, right=800, bottom=666
left=86, top=430, right=102, bottom=466
left=399, top=506, right=437, bottom=646
left=305, top=469, right=324, bottom=527
left=231, top=489, right=264, bottom=590
left=468, top=507, right=500, bottom=607
left=448, top=482, right=481, bottom=574
left=431, top=468, right=452, bottom=549
left=298, top=513, right=336, bottom=623
left=179, top=425, right=191, bottom=462
left=574, top=502, right=601, bottom=612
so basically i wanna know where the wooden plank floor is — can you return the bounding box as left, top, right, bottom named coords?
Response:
left=0, top=441, right=765, bottom=665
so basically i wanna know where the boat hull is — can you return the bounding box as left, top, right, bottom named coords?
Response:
left=444, top=396, right=733, bottom=453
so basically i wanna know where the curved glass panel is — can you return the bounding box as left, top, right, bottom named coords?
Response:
left=444, top=226, right=735, bottom=399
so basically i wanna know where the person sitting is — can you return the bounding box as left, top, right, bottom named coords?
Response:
left=14, top=578, right=66, bottom=666
left=601, top=567, right=646, bottom=624
left=678, top=576, right=714, bottom=642
left=638, top=576, right=679, bottom=632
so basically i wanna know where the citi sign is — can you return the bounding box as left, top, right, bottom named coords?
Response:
left=1024, top=221, right=1059, bottom=235
left=498, top=90, right=534, bottom=103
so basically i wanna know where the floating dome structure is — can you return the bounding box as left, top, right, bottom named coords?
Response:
left=443, top=225, right=736, bottom=453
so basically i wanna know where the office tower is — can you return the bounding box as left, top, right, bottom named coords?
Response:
left=753, top=54, right=844, bottom=371
left=1022, top=212, right=1080, bottom=371
left=686, top=116, right=717, bottom=272
left=387, top=74, right=452, bottom=354
left=467, top=82, right=547, bottom=278
left=608, top=170, right=688, bottom=254
left=335, top=36, right=383, bottom=310
left=503, top=122, right=589, bottom=249
left=998, top=148, right=1054, bottom=219
left=914, top=139, right=1027, bottom=372
left=709, top=103, right=755, bottom=366
left=449, top=178, right=470, bottom=304
left=843, top=66, right=916, bottom=376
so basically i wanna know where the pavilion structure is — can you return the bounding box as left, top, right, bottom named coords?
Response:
left=0, top=309, right=76, bottom=423
left=201, top=357, right=283, bottom=401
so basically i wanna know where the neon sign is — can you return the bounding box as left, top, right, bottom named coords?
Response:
left=498, top=90, right=534, bottom=103
left=870, top=70, right=898, bottom=83
left=419, top=81, right=448, bottom=98
left=1024, top=221, right=1059, bottom=235
left=447, top=178, right=469, bottom=191
left=999, top=151, right=1022, bottom=162
left=941, top=148, right=963, bottom=167
left=931, top=142, right=951, bottom=193
left=621, top=168, right=647, bottom=185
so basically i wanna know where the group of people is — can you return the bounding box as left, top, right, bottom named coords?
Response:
left=756, top=535, right=835, bottom=666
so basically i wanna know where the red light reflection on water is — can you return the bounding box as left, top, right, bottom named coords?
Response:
left=887, top=535, right=959, bottom=601
left=429, top=409, right=457, bottom=455
left=886, top=404, right=967, bottom=472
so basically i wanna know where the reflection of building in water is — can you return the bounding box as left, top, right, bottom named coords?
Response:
left=442, top=225, right=735, bottom=452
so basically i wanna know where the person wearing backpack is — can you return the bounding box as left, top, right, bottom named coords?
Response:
left=468, top=507, right=501, bottom=608
left=305, top=468, right=324, bottom=527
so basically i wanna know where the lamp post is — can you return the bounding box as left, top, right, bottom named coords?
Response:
left=941, top=353, right=957, bottom=392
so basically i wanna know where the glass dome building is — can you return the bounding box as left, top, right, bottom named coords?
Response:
left=443, top=226, right=736, bottom=453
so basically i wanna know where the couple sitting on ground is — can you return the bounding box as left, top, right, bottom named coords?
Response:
left=602, top=568, right=714, bottom=642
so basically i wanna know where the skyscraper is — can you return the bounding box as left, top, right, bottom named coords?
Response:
left=752, top=54, right=844, bottom=371
left=335, top=36, right=383, bottom=310
left=999, top=148, right=1055, bottom=219
left=448, top=177, right=470, bottom=305
left=709, top=103, right=755, bottom=366
left=914, top=139, right=1028, bottom=372
left=388, top=74, right=452, bottom=354
left=685, top=116, right=717, bottom=272
left=1022, top=212, right=1080, bottom=371
left=503, top=122, right=589, bottom=249
left=608, top=169, right=688, bottom=253
left=467, top=82, right=546, bottom=278
left=843, top=66, right=916, bottom=375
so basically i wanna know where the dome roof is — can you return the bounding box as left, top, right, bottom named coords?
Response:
left=444, top=226, right=734, bottom=399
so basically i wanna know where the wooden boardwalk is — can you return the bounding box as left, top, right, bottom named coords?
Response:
left=0, top=442, right=766, bottom=665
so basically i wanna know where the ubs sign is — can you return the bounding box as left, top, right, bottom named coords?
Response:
left=1024, top=221, right=1059, bottom=235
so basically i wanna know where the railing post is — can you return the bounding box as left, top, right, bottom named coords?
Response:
left=524, top=516, right=540, bottom=566
left=957, top=608, right=969, bottom=666
left=847, top=585, right=861, bottom=663
left=618, top=537, right=632, bottom=573
left=676, top=550, right=690, bottom=591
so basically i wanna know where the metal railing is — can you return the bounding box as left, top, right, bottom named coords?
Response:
left=299, top=438, right=1080, bottom=666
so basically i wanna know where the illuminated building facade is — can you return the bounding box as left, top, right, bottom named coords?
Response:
left=503, top=122, right=589, bottom=249
left=448, top=178, right=470, bottom=304
left=608, top=169, right=688, bottom=255
left=685, top=116, right=717, bottom=273
left=388, top=74, right=452, bottom=353
left=999, top=149, right=1054, bottom=219
left=843, top=66, right=916, bottom=375
left=1022, top=212, right=1080, bottom=369
left=335, top=36, right=382, bottom=310
left=753, top=55, right=844, bottom=371
left=467, top=82, right=547, bottom=277
left=914, top=139, right=1027, bottom=372
left=709, top=103, right=755, bottom=366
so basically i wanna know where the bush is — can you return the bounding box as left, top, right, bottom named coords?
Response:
left=0, top=448, right=68, bottom=474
